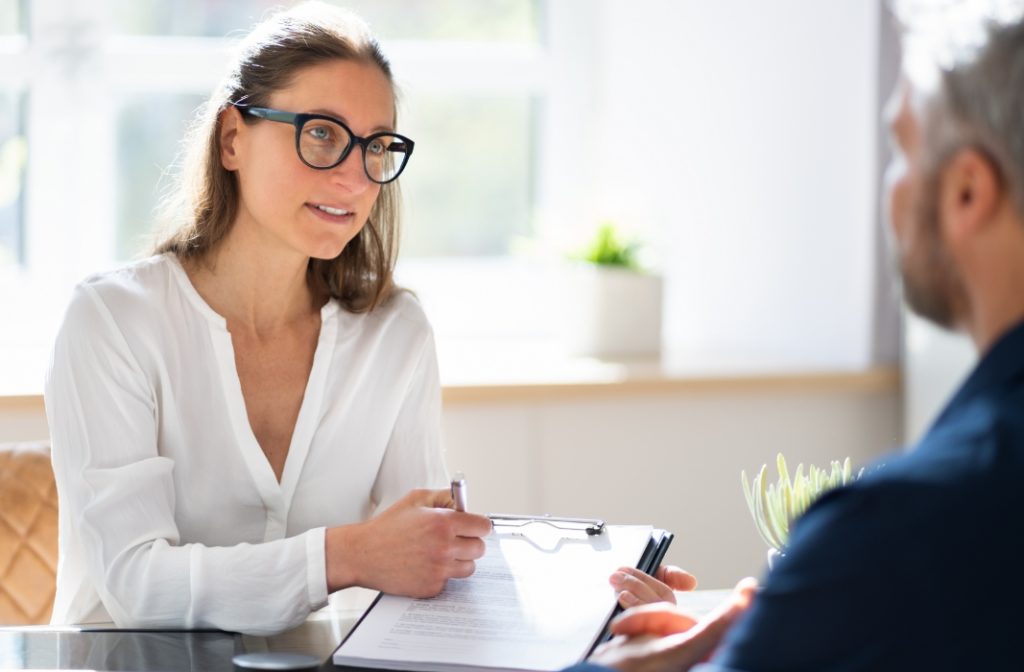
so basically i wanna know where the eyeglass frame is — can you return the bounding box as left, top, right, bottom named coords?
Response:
left=231, top=103, right=415, bottom=184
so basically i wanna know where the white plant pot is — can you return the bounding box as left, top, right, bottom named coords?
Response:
left=560, top=263, right=663, bottom=358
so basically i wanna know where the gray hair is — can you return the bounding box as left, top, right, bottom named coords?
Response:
left=897, top=2, right=1024, bottom=216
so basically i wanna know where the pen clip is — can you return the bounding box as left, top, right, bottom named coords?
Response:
left=450, top=472, right=468, bottom=512
left=488, top=513, right=605, bottom=536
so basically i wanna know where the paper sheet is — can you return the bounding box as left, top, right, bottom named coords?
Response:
left=333, top=524, right=654, bottom=672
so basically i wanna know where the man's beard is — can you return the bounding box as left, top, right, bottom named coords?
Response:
left=898, top=170, right=967, bottom=330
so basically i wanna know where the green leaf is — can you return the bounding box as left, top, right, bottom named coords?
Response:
left=574, top=222, right=642, bottom=269
left=741, top=453, right=865, bottom=554
left=741, top=470, right=756, bottom=520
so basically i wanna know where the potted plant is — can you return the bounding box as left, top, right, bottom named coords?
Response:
left=741, top=453, right=864, bottom=567
left=561, top=222, right=662, bottom=358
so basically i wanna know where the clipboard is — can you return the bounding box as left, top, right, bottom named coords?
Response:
left=489, top=513, right=606, bottom=536
left=590, top=528, right=675, bottom=654
left=333, top=518, right=673, bottom=672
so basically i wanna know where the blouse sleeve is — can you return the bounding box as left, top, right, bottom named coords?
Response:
left=369, top=323, right=449, bottom=511
left=45, top=284, right=326, bottom=635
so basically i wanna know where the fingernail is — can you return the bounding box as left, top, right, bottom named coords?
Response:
left=610, top=571, right=627, bottom=586
left=619, top=591, right=638, bottom=606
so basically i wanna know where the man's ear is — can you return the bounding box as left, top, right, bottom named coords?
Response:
left=940, top=147, right=1003, bottom=244
left=219, top=106, right=244, bottom=171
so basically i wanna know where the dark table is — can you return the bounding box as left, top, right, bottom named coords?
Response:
left=1, top=588, right=730, bottom=671
left=0, top=587, right=379, bottom=671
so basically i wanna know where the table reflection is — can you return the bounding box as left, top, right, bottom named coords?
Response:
left=0, top=587, right=377, bottom=671
left=0, top=630, right=237, bottom=670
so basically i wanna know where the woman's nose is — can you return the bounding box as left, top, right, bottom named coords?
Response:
left=328, top=145, right=372, bottom=192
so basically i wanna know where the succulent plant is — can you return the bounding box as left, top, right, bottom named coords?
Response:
left=575, top=222, right=642, bottom=270
left=741, top=454, right=864, bottom=551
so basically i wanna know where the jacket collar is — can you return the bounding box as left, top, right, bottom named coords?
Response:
left=932, top=318, right=1024, bottom=428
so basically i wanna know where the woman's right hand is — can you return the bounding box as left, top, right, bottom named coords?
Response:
left=325, top=488, right=493, bottom=597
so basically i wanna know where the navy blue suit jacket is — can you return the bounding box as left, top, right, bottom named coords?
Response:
left=571, top=319, right=1024, bottom=672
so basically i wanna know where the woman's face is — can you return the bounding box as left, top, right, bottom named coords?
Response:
left=222, top=59, right=395, bottom=261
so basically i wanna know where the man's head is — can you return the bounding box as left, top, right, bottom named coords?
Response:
left=886, top=3, right=1024, bottom=344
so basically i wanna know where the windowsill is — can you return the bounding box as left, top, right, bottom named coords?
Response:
left=0, top=343, right=50, bottom=398
left=437, top=338, right=900, bottom=404
left=0, top=338, right=901, bottom=410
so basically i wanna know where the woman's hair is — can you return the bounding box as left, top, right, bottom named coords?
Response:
left=155, top=1, right=400, bottom=312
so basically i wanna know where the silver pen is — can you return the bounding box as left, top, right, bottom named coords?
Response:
left=451, top=472, right=468, bottom=512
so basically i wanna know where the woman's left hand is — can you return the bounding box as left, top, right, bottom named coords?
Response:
left=609, top=565, right=698, bottom=608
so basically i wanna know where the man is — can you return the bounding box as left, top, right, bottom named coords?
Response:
left=581, top=5, right=1024, bottom=671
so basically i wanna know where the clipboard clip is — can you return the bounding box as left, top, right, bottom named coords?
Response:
left=488, top=513, right=606, bottom=536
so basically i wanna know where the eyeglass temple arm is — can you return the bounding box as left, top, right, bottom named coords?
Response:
left=234, top=105, right=297, bottom=124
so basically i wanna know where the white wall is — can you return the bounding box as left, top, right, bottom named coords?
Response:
left=443, top=385, right=900, bottom=589
left=903, top=313, right=975, bottom=443
left=0, top=399, right=48, bottom=442
left=577, top=0, right=889, bottom=369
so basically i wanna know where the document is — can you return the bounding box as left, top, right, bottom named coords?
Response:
left=333, top=524, right=657, bottom=672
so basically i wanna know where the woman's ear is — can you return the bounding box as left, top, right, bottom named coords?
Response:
left=219, top=106, right=244, bottom=171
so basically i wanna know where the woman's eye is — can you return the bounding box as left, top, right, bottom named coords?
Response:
left=367, top=139, right=385, bottom=155
left=308, top=125, right=333, bottom=142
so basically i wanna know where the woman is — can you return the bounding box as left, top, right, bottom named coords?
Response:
left=44, top=2, right=490, bottom=635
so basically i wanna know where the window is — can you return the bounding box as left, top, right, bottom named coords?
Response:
left=6, top=0, right=554, bottom=272
left=99, top=0, right=543, bottom=262
left=0, top=3, right=21, bottom=35
left=2, top=0, right=565, bottom=390
left=400, top=94, right=536, bottom=257
left=0, top=1, right=25, bottom=269
left=0, top=0, right=898, bottom=397
left=109, top=0, right=539, bottom=42
left=0, top=91, right=25, bottom=267
left=115, top=93, right=206, bottom=259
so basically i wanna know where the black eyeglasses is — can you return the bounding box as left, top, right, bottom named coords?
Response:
left=233, top=104, right=414, bottom=184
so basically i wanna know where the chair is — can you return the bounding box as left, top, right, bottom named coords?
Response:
left=0, top=441, right=57, bottom=624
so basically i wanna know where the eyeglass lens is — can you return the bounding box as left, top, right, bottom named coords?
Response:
left=299, top=118, right=409, bottom=183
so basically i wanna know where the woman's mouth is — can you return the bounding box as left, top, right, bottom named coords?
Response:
left=307, top=203, right=355, bottom=224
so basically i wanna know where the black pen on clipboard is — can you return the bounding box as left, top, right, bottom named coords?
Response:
left=450, top=472, right=468, bottom=512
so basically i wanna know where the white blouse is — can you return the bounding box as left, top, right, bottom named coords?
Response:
left=44, top=254, right=448, bottom=635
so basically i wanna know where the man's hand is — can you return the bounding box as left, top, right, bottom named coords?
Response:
left=610, top=565, right=699, bottom=608
left=325, top=488, right=493, bottom=596
left=590, top=578, right=758, bottom=672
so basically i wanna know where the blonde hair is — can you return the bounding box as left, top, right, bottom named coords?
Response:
left=155, top=2, right=400, bottom=312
